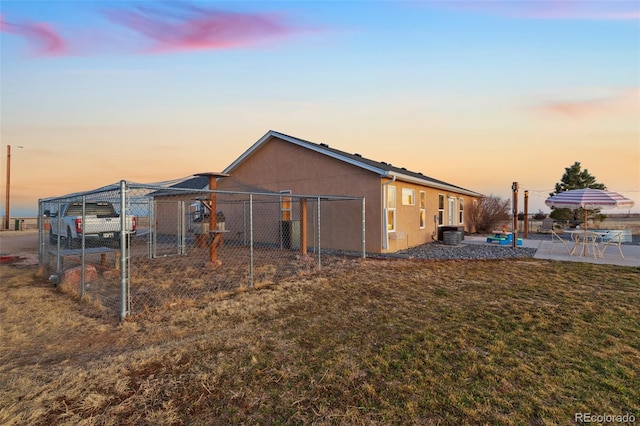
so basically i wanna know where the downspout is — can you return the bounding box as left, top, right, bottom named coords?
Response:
left=381, top=174, right=396, bottom=250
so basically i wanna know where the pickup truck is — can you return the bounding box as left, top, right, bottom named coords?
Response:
left=48, top=202, right=136, bottom=248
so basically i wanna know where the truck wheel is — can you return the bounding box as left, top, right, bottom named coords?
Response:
left=49, top=229, right=57, bottom=245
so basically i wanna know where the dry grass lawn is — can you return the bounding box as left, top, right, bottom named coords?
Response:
left=1, top=258, right=638, bottom=425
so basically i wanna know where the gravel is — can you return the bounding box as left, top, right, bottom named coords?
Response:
left=328, top=232, right=638, bottom=261
left=395, top=242, right=537, bottom=260
left=391, top=232, right=639, bottom=261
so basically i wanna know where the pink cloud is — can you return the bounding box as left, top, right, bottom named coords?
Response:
left=431, top=0, right=640, bottom=20
left=104, top=4, right=296, bottom=53
left=2, top=4, right=310, bottom=58
left=539, top=88, right=640, bottom=118
left=0, top=14, right=67, bottom=56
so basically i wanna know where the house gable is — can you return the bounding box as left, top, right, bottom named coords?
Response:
left=220, top=135, right=379, bottom=198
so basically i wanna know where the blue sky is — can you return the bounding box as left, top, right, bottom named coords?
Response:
left=1, top=0, right=639, bottom=215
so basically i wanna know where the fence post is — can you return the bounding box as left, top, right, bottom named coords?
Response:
left=317, top=196, right=321, bottom=268
left=179, top=201, right=186, bottom=255
left=81, top=195, right=86, bottom=298
left=37, top=199, right=44, bottom=268
left=243, top=201, right=248, bottom=246
left=119, top=180, right=128, bottom=321
left=147, top=198, right=153, bottom=259
left=56, top=199, right=62, bottom=274
left=249, top=194, right=254, bottom=288
left=361, top=197, right=366, bottom=258
left=300, top=198, right=307, bottom=256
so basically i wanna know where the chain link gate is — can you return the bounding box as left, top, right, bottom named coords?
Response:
left=39, top=180, right=365, bottom=320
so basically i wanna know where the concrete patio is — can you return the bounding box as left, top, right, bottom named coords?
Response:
left=464, top=235, right=640, bottom=267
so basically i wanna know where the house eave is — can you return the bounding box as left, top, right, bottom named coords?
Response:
left=387, top=171, right=484, bottom=197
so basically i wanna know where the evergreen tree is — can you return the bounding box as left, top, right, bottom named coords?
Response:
left=549, top=162, right=606, bottom=223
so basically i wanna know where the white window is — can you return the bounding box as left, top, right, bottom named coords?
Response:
left=387, top=186, right=396, bottom=232
left=402, top=188, right=415, bottom=206
left=438, top=194, right=445, bottom=225
left=419, top=191, right=426, bottom=229
left=459, top=198, right=464, bottom=224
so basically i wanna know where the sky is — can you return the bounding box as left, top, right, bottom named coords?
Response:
left=1, top=0, right=639, bottom=217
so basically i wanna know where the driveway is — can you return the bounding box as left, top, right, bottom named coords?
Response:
left=0, top=230, right=39, bottom=265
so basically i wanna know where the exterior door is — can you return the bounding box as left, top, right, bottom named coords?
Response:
left=448, top=197, right=456, bottom=225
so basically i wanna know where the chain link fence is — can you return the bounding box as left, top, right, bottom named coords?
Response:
left=39, top=180, right=365, bottom=320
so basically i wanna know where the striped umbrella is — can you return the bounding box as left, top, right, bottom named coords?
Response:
left=545, top=188, right=635, bottom=230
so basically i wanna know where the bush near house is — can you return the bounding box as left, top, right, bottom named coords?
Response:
left=467, top=195, right=511, bottom=233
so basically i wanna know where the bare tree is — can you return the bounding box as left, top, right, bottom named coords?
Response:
left=468, top=196, right=511, bottom=233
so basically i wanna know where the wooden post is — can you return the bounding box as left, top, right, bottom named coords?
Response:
left=4, top=145, right=23, bottom=231
left=195, top=172, right=229, bottom=264
left=512, top=182, right=519, bottom=248
left=300, top=198, right=307, bottom=256
left=524, top=190, right=529, bottom=239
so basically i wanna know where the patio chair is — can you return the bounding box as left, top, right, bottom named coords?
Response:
left=598, top=231, right=624, bottom=260
left=549, top=229, right=571, bottom=255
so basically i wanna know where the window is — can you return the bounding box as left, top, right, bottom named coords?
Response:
left=459, top=198, right=464, bottom=224
left=64, top=202, right=117, bottom=217
left=387, top=186, right=396, bottom=232
left=280, top=190, right=292, bottom=221
left=419, top=191, right=426, bottom=229
left=402, top=188, right=415, bottom=205
left=438, top=194, right=445, bottom=225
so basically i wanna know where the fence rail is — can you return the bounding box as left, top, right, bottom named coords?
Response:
left=39, top=181, right=365, bottom=320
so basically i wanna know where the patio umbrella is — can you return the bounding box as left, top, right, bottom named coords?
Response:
left=545, top=188, right=635, bottom=230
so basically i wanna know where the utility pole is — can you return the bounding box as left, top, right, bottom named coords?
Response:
left=4, top=145, right=24, bottom=230
left=4, top=145, right=11, bottom=231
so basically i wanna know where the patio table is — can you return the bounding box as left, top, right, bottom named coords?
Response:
left=565, top=230, right=601, bottom=258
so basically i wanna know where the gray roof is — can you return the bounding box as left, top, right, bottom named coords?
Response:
left=171, top=176, right=210, bottom=190
left=223, top=130, right=483, bottom=197
left=148, top=176, right=210, bottom=197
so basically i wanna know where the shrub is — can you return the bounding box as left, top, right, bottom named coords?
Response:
left=468, top=196, right=511, bottom=233
left=533, top=210, right=547, bottom=220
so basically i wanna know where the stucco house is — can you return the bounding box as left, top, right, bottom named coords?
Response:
left=152, top=130, right=482, bottom=253
left=214, top=130, right=483, bottom=254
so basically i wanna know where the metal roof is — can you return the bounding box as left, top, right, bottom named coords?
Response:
left=147, top=176, right=210, bottom=197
